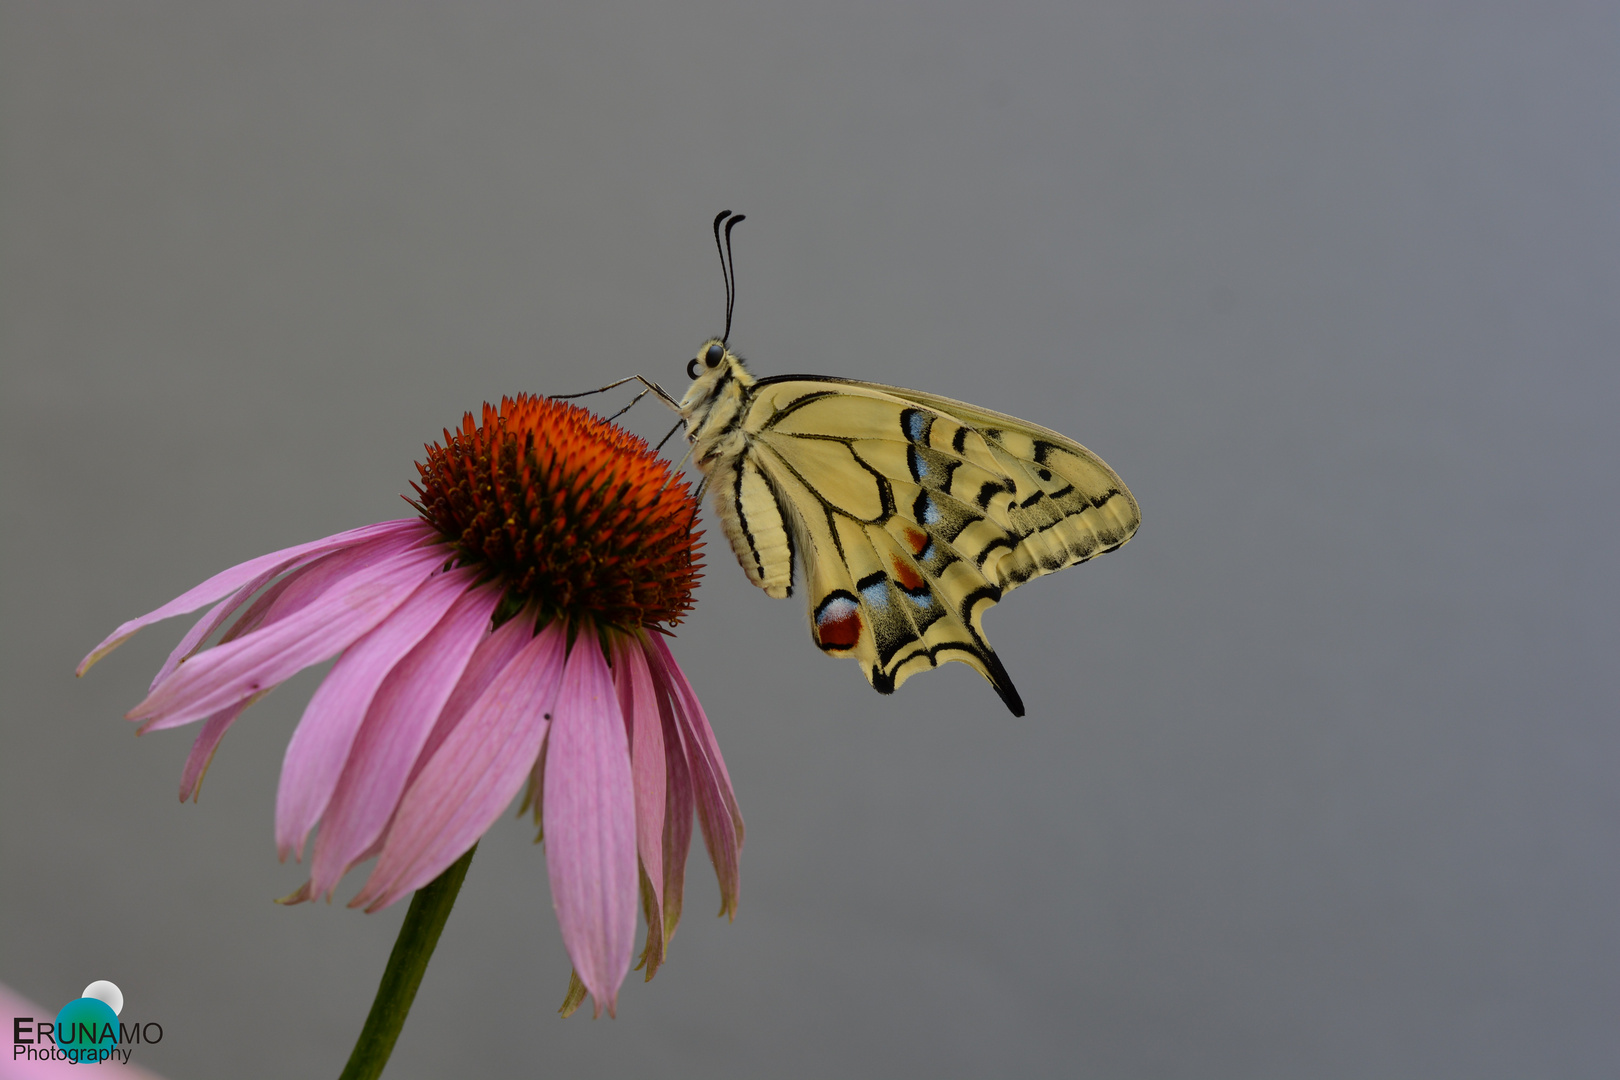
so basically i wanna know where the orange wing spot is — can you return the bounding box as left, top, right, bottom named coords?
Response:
left=816, top=597, right=862, bottom=650
left=903, top=527, right=929, bottom=556
left=890, top=554, right=925, bottom=593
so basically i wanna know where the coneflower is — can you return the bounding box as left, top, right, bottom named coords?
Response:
left=79, top=395, right=741, bottom=1059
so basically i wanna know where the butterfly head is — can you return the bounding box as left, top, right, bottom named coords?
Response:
left=678, top=337, right=755, bottom=432
left=685, top=338, right=744, bottom=381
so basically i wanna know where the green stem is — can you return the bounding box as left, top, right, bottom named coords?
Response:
left=338, top=844, right=477, bottom=1080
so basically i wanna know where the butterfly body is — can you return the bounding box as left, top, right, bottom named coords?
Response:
left=680, top=338, right=1139, bottom=716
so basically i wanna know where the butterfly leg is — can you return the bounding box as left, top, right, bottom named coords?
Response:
left=600, top=387, right=653, bottom=422
left=551, top=375, right=682, bottom=413
left=653, top=418, right=685, bottom=455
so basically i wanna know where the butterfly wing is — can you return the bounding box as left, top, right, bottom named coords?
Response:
left=869, top=382, right=1142, bottom=589
left=719, top=376, right=1138, bottom=716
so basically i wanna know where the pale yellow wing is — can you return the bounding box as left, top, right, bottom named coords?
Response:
left=714, top=375, right=1138, bottom=715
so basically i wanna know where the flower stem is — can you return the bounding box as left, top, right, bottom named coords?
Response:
left=338, top=844, right=477, bottom=1080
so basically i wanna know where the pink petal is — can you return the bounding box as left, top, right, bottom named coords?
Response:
left=173, top=546, right=423, bottom=803
left=126, top=541, right=447, bottom=734
left=177, top=698, right=254, bottom=802
left=275, top=565, right=478, bottom=862
left=519, top=730, right=550, bottom=834
left=78, top=518, right=428, bottom=675
left=611, top=635, right=666, bottom=924
left=306, top=582, right=500, bottom=897
left=398, top=608, right=535, bottom=795
left=658, top=687, right=696, bottom=941
left=150, top=527, right=421, bottom=692
left=351, top=620, right=567, bottom=912
left=544, top=635, right=638, bottom=1018
left=213, top=537, right=408, bottom=644
left=154, top=576, right=274, bottom=693
left=646, top=634, right=743, bottom=919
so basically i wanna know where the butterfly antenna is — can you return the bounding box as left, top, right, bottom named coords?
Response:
left=712, top=210, right=733, bottom=341
left=722, top=213, right=746, bottom=343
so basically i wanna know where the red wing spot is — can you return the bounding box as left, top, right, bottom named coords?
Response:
left=890, top=555, right=925, bottom=592
left=816, top=597, right=862, bottom=649
left=903, top=527, right=929, bottom=556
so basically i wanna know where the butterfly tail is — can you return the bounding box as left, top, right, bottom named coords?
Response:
left=977, top=647, right=1024, bottom=717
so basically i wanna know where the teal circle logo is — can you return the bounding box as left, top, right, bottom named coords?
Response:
left=54, top=994, right=119, bottom=1063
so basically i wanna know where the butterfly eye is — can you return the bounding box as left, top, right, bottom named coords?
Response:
left=705, top=344, right=725, bottom=368
left=686, top=358, right=701, bottom=379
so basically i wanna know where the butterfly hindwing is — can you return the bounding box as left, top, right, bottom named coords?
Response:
left=752, top=443, right=1022, bottom=712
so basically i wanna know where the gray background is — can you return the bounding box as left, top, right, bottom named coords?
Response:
left=3, top=3, right=1616, bottom=1078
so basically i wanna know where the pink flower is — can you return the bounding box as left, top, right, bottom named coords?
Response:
left=78, top=395, right=742, bottom=1018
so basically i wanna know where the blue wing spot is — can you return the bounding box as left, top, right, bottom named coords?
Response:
left=914, top=492, right=942, bottom=526
left=902, top=408, right=930, bottom=443
left=907, top=445, right=929, bottom=482
left=860, top=579, right=891, bottom=610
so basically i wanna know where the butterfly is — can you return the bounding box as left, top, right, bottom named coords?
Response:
left=580, top=212, right=1140, bottom=716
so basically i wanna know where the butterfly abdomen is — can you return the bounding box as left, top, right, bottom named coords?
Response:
left=706, top=449, right=796, bottom=599
left=679, top=350, right=801, bottom=598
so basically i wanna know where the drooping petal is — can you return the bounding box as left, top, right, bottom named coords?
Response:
left=645, top=634, right=743, bottom=838
left=77, top=519, right=428, bottom=675
left=636, top=864, right=665, bottom=980
left=307, top=582, right=500, bottom=897
left=610, top=635, right=666, bottom=939
left=398, top=608, right=534, bottom=794
left=151, top=528, right=419, bottom=691
left=126, top=540, right=447, bottom=734
left=157, top=542, right=383, bottom=698
left=171, top=534, right=405, bottom=800
left=658, top=685, right=695, bottom=943
left=558, top=970, right=589, bottom=1018
left=154, top=572, right=281, bottom=693
left=210, top=540, right=394, bottom=647
left=343, top=608, right=530, bottom=890
left=275, top=565, right=478, bottom=862
left=517, top=730, right=549, bottom=835
left=676, top=716, right=739, bottom=921
left=177, top=696, right=258, bottom=802
left=646, top=634, right=743, bottom=919
left=351, top=621, right=567, bottom=912
left=544, top=634, right=638, bottom=1018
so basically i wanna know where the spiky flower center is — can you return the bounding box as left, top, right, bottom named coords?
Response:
left=412, top=394, right=702, bottom=628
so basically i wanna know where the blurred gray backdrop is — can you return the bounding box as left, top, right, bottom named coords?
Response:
left=3, top=3, right=1616, bottom=1078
